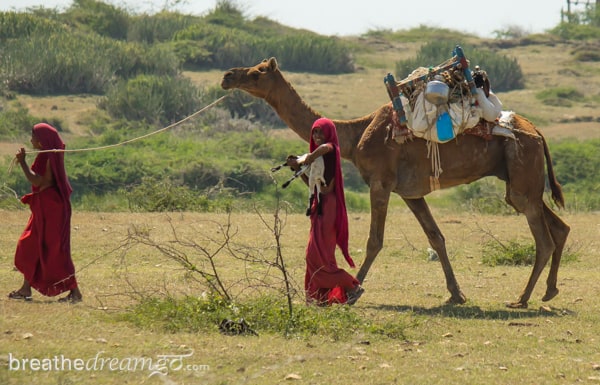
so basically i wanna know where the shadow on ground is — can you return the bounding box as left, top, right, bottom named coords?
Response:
left=368, top=303, right=575, bottom=320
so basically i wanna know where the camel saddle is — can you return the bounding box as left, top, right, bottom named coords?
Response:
left=384, top=45, right=518, bottom=144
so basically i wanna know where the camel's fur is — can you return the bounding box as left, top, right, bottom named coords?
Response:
left=221, top=57, right=570, bottom=308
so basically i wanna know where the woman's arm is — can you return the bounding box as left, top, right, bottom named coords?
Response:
left=304, top=143, right=333, bottom=164
left=16, top=148, right=54, bottom=189
left=286, top=155, right=309, bottom=185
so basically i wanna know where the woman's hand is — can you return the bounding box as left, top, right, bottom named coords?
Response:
left=15, top=148, right=26, bottom=164
left=286, top=155, right=301, bottom=171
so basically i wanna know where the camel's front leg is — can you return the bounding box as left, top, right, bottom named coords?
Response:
left=356, top=183, right=392, bottom=283
left=403, top=198, right=466, bottom=304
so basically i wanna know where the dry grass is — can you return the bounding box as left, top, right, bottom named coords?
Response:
left=2, top=38, right=600, bottom=384
left=1, top=208, right=600, bottom=384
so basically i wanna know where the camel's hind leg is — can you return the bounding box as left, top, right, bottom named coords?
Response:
left=404, top=198, right=466, bottom=304
left=503, top=133, right=568, bottom=308
left=541, top=202, right=570, bottom=302
left=504, top=189, right=556, bottom=308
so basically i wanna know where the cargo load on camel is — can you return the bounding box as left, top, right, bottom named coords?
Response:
left=384, top=45, right=510, bottom=144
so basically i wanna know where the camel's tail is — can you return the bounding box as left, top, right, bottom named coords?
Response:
left=538, top=129, right=565, bottom=209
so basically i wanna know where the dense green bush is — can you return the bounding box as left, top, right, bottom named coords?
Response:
left=550, top=139, right=600, bottom=211
left=482, top=240, right=537, bottom=266
left=124, top=176, right=214, bottom=212
left=98, top=74, right=201, bottom=125
left=174, top=10, right=354, bottom=73
left=1, top=19, right=178, bottom=94
left=550, top=139, right=600, bottom=187
left=174, top=23, right=265, bottom=69
left=395, top=40, right=525, bottom=92
left=481, top=238, right=578, bottom=266
left=1, top=30, right=119, bottom=94
left=0, top=102, right=38, bottom=140
left=63, top=0, right=129, bottom=40
left=451, top=178, right=515, bottom=215
left=128, top=11, right=198, bottom=43
left=0, top=11, right=66, bottom=40
left=550, top=4, right=600, bottom=40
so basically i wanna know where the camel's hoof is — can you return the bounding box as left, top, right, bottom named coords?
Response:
left=445, top=293, right=467, bottom=305
left=506, top=301, right=528, bottom=309
left=542, top=288, right=559, bottom=302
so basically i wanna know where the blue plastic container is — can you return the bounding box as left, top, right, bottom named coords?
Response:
left=436, top=111, right=454, bottom=141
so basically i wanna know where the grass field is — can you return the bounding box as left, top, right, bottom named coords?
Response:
left=2, top=34, right=600, bottom=384
left=1, top=207, right=600, bottom=384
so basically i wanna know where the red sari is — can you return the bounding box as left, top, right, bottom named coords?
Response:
left=304, top=118, right=358, bottom=305
left=14, top=123, right=78, bottom=296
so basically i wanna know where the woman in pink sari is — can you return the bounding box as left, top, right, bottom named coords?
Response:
left=9, top=123, right=82, bottom=303
left=289, top=118, right=364, bottom=305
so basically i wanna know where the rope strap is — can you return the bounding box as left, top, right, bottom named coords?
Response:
left=8, top=95, right=228, bottom=173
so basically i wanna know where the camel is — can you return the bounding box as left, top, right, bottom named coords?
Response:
left=221, top=57, right=570, bottom=308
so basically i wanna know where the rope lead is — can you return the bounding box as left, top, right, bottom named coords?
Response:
left=8, top=94, right=229, bottom=173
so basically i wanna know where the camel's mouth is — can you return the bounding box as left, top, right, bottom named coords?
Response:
left=220, top=74, right=232, bottom=90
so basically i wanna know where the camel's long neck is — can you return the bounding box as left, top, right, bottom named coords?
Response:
left=264, top=76, right=319, bottom=143
left=264, top=72, right=364, bottom=160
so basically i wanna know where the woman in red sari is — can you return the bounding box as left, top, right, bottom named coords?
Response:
left=9, top=123, right=82, bottom=303
left=289, top=118, right=364, bottom=306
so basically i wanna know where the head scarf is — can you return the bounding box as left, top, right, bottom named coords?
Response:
left=31, top=123, right=72, bottom=252
left=309, top=118, right=355, bottom=268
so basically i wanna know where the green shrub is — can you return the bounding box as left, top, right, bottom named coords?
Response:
left=64, top=0, right=129, bottom=40
left=451, top=179, right=514, bottom=215
left=0, top=102, right=38, bottom=140
left=174, top=8, right=354, bottom=73
left=268, top=34, right=355, bottom=74
left=0, top=11, right=66, bottom=39
left=128, top=11, right=197, bottom=44
left=550, top=139, right=600, bottom=187
left=365, top=25, right=471, bottom=44
left=174, top=23, right=263, bottom=68
left=123, top=176, right=213, bottom=212
left=1, top=26, right=178, bottom=95
left=536, top=87, right=584, bottom=106
left=482, top=240, right=537, bottom=266
left=572, top=43, right=600, bottom=61
left=224, top=162, right=272, bottom=193
left=482, top=239, right=578, bottom=266
left=111, top=42, right=180, bottom=79
left=98, top=74, right=201, bottom=125
left=550, top=22, right=600, bottom=40
left=124, top=294, right=412, bottom=340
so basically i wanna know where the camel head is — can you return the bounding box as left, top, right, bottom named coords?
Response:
left=221, top=57, right=281, bottom=99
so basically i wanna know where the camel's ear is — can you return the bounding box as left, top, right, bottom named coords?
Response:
left=267, top=57, right=278, bottom=71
